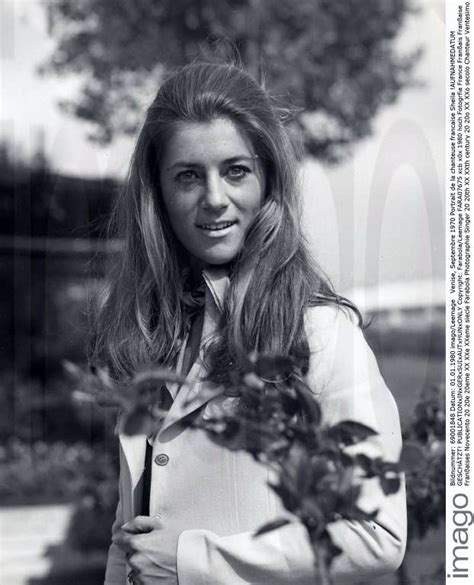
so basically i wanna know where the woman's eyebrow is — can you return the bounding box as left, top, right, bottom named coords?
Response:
left=165, top=155, right=257, bottom=171
left=165, top=161, right=200, bottom=171
left=222, top=155, right=257, bottom=164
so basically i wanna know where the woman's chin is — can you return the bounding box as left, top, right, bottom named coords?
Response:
left=201, top=255, right=236, bottom=267
left=189, top=243, right=241, bottom=267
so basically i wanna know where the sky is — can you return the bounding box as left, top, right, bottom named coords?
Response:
left=0, top=0, right=445, bottom=293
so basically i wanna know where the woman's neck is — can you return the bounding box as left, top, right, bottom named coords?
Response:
left=187, top=257, right=232, bottom=281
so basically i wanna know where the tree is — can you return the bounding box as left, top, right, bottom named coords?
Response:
left=43, top=0, right=421, bottom=161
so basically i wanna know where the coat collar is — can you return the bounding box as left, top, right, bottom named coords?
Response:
left=201, top=265, right=228, bottom=314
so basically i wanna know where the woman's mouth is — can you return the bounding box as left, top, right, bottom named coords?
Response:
left=196, top=221, right=237, bottom=232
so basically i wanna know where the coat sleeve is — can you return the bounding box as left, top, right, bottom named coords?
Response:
left=176, top=305, right=407, bottom=585
left=104, top=444, right=128, bottom=585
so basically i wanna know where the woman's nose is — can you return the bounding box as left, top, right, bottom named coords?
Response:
left=201, top=172, right=229, bottom=209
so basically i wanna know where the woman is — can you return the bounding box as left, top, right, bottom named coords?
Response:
left=93, top=61, right=407, bottom=585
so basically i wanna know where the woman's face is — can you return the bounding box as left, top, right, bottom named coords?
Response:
left=159, top=117, right=266, bottom=267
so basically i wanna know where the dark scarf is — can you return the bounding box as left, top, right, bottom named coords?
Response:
left=180, top=268, right=207, bottom=317
left=180, top=269, right=207, bottom=377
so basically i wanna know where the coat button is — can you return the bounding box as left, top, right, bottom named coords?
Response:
left=154, top=453, right=169, bottom=466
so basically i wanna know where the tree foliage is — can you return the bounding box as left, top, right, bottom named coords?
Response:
left=43, top=0, right=421, bottom=161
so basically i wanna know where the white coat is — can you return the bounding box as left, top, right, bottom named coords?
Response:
left=104, top=268, right=407, bottom=584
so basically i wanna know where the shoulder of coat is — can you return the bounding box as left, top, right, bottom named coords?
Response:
left=303, top=303, right=360, bottom=351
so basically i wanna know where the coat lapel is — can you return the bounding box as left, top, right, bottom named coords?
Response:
left=159, top=267, right=230, bottom=434
left=157, top=359, right=223, bottom=436
left=119, top=431, right=147, bottom=494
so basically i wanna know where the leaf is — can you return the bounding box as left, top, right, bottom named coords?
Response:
left=72, top=390, right=97, bottom=404
left=335, top=451, right=353, bottom=468
left=292, top=378, right=322, bottom=425
left=354, top=453, right=377, bottom=476
left=62, top=359, right=85, bottom=379
left=269, top=480, right=300, bottom=513
left=96, top=366, right=116, bottom=392
left=254, top=355, right=295, bottom=380
left=280, top=392, right=300, bottom=416
left=243, top=372, right=265, bottom=390
left=380, top=473, right=401, bottom=495
left=121, top=406, right=156, bottom=436
left=327, top=420, right=377, bottom=445
left=309, top=455, right=336, bottom=480
left=338, top=466, right=356, bottom=497
left=300, top=497, right=325, bottom=529
left=266, top=438, right=290, bottom=456
left=254, top=517, right=291, bottom=537
left=211, top=418, right=241, bottom=441
left=200, top=417, right=275, bottom=454
left=64, top=360, right=127, bottom=408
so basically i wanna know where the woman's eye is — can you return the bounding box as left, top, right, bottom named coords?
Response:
left=176, top=170, right=200, bottom=184
left=226, top=165, right=251, bottom=180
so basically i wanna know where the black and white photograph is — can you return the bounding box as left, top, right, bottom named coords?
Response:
left=0, top=1, right=445, bottom=584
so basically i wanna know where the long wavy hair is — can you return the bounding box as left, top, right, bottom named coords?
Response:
left=90, top=61, right=360, bottom=382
